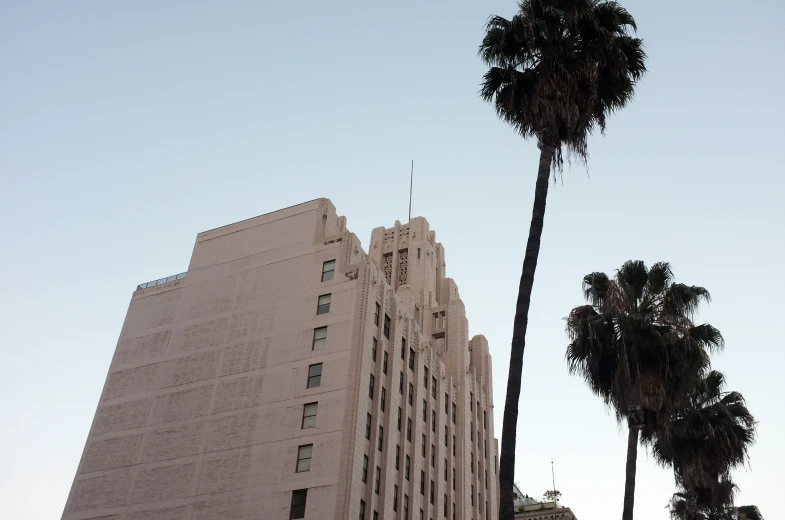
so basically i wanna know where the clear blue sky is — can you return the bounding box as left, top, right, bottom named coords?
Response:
left=1, top=1, right=783, bottom=518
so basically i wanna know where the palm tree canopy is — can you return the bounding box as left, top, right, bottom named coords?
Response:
left=565, top=261, right=721, bottom=427
left=647, top=370, right=756, bottom=497
left=479, top=0, right=645, bottom=166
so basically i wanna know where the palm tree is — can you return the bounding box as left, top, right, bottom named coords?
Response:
left=647, top=371, right=757, bottom=520
left=478, top=3, right=645, bottom=517
left=565, top=261, right=722, bottom=520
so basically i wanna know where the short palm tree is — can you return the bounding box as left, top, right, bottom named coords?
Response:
left=648, top=371, right=757, bottom=520
left=478, top=3, right=645, bottom=518
left=565, top=261, right=722, bottom=520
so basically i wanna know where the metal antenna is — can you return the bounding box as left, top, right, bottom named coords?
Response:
left=551, top=461, right=556, bottom=493
left=408, top=160, right=414, bottom=222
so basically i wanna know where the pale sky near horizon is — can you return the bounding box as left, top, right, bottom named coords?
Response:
left=1, top=1, right=783, bottom=519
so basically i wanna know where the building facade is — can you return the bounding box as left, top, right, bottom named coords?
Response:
left=62, top=199, right=498, bottom=520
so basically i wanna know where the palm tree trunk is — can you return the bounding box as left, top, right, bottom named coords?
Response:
left=622, top=421, right=639, bottom=520
left=498, top=144, right=554, bottom=520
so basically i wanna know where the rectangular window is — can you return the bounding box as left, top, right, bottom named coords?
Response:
left=404, top=494, right=409, bottom=520
left=407, top=418, right=412, bottom=441
left=396, top=444, right=400, bottom=469
left=366, top=413, right=372, bottom=439
left=290, top=489, right=307, bottom=519
left=485, top=469, right=488, bottom=489
left=444, top=394, right=448, bottom=414
left=409, top=348, right=415, bottom=370
left=401, top=338, right=406, bottom=360
left=453, top=436, right=455, bottom=456
left=362, top=455, right=368, bottom=483
left=375, top=466, right=381, bottom=494
left=485, top=440, right=488, bottom=458
left=422, top=434, right=426, bottom=457
left=430, top=481, right=435, bottom=504
left=471, top=485, right=474, bottom=505
left=296, top=444, right=312, bottom=473
left=374, top=302, right=380, bottom=326
left=378, top=426, right=383, bottom=451
left=405, top=455, right=411, bottom=480
left=443, top=496, right=447, bottom=517
left=484, top=411, right=487, bottom=429
left=432, top=377, right=437, bottom=398
left=372, top=338, right=377, bottom=361
left=424, top=367, right=429, bottom=387
left=369, top=374, right=375, bottom=399
left=452, top=403, right=456, bottom=424
left=359, top=499, right=366, bottom=520
left=470, top=392, right=473, bottom=411
left=317, top=294, right=331, bottom=314
left=301, top=402, right=318, bottom=429
left=408, top=383, right=414, bottom=406
left=382, top=350, right=389, bottom=373
left=444, top=426, right=448, bottom=446
left=383, top=314, right=391, bottom=339
left=471, top=452, right=474, bottom=473
left=312, top=326, right=327, bottom=350
left=420, top=470, right=425, bottom=494
left=452, top=468, right=456, bottom=490
left=417, top=248, right=421, bottom=259
left=398, top=407, right=402, bottom=431
left=471, top=424, right=474, bottom=441
left=443, top=459, right=447, bottom=480
left=321, top=260, right=335, bottom=281
left=422, top=400, right=427, bottom=422
left=431, top=445, right=435, bottom=467
left=393, top=485, right=398, bottom=512
left=399, top=372, right=404, bottom=394
left=307, top=363, right=322, bottom=388
left=374, top=512, right=379, bottom=520
left=381, top=387, right=386, bottom=412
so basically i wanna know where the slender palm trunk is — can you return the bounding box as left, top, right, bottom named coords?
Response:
left=623, top=421, right=639, bottom=520
left=498, top=144, right=554, bottom=520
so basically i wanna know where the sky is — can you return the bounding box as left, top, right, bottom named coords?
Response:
left=1, top=1, right=783, bottom=519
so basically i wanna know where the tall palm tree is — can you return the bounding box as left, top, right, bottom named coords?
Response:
left=478, top=3, right=645, bottom=518
left=565, top=261, right=722, bottom=520
left=647, top=371, right=757, bottom=520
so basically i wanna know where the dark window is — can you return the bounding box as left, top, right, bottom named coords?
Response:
left=424, top=368, right=429, bottom=388
left=321, top=260, right=335, bottom=281
left=409, top=348, right=415, bottom=370
left=420, top=470, right=425, bottom=494
left=307, top=364, right=322, bottom=388
left=432, top=377, right=437, bottom=398
left=365, top=413, right=372, bottom=439
left=369, top=374, right=375, bottom=399
left=417, top=248, right=421, bottom=259
left=381, top=387, right=386, bottom=412
left=372, top=338, right=377, bottom=361
left=398, top=407, right=402, bottom=431
left=359, top=499, right=366, bottom=520
left=374, top=512, right=379, bottom=520
left=362, top=455, right=368, bottom=483
left=471, top=485, right=475, bottom=505
left=383, top=351, right=388, bottom=374
left=409, top=383, right=414, bottom=406
left=312, top=327, right=327, bottom=351
left=421, top=434, right=426, bottom=456
left=470, top=392, right=473, bottom=411
left=405, top=455, right=411, bottom=479
left=444, top=394, right=448, bottom=414
left=485, top=469, right=488, bottom=489
left=399, top=372, right=404, bottom=394
left=393, top=485, right=398, bottom=512
left=383, top=314, right=391, bottom=339
left=404, top=494, right=409, bottom=520
left=290, top=489, right=307, bottom=519
left=471, top=424, right=474, bottom=441
left=378, top=426, right=383, bottom=451
left=471, top=452, right=474, bottom=473
left=431, top=445, right=435, bottom=467
left=301, top=402, right=317, bottom=429
left=401, top=338, right=406, bottom=360
left=430, top=480, right=434, bottom=504
left=396, top=444, right=400, bottom=469
left=452, top=436, right=455, bottom=456
left=453, top=468, right=456, bottom=490
left=422, top=400, right=427, bottom=422
left=374, top=303, right=380, bottom=326
left=443, top=459, right=447, bottom=480
left=443, top=496, right=447, bottom=517
left=317, top=294, right=331, bottom=315
left=444, top=426, right=448, bottom=446
left=485, top=440, right=488, bottom=458
left=452, top=403, right=456, bottom=424
left=484, top=411, right=487, bottom=429
left=296, top=444, right=312, bottom=473
left=432, top=411, right=436, bottom=432
left=375, top=467, right=381, bottom=494
left=407, top=418, right=412, bottom=441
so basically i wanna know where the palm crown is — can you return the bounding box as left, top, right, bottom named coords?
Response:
left=566, top=261, right=723, bottom=428
left=479, top=0, right=645, bottom=166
